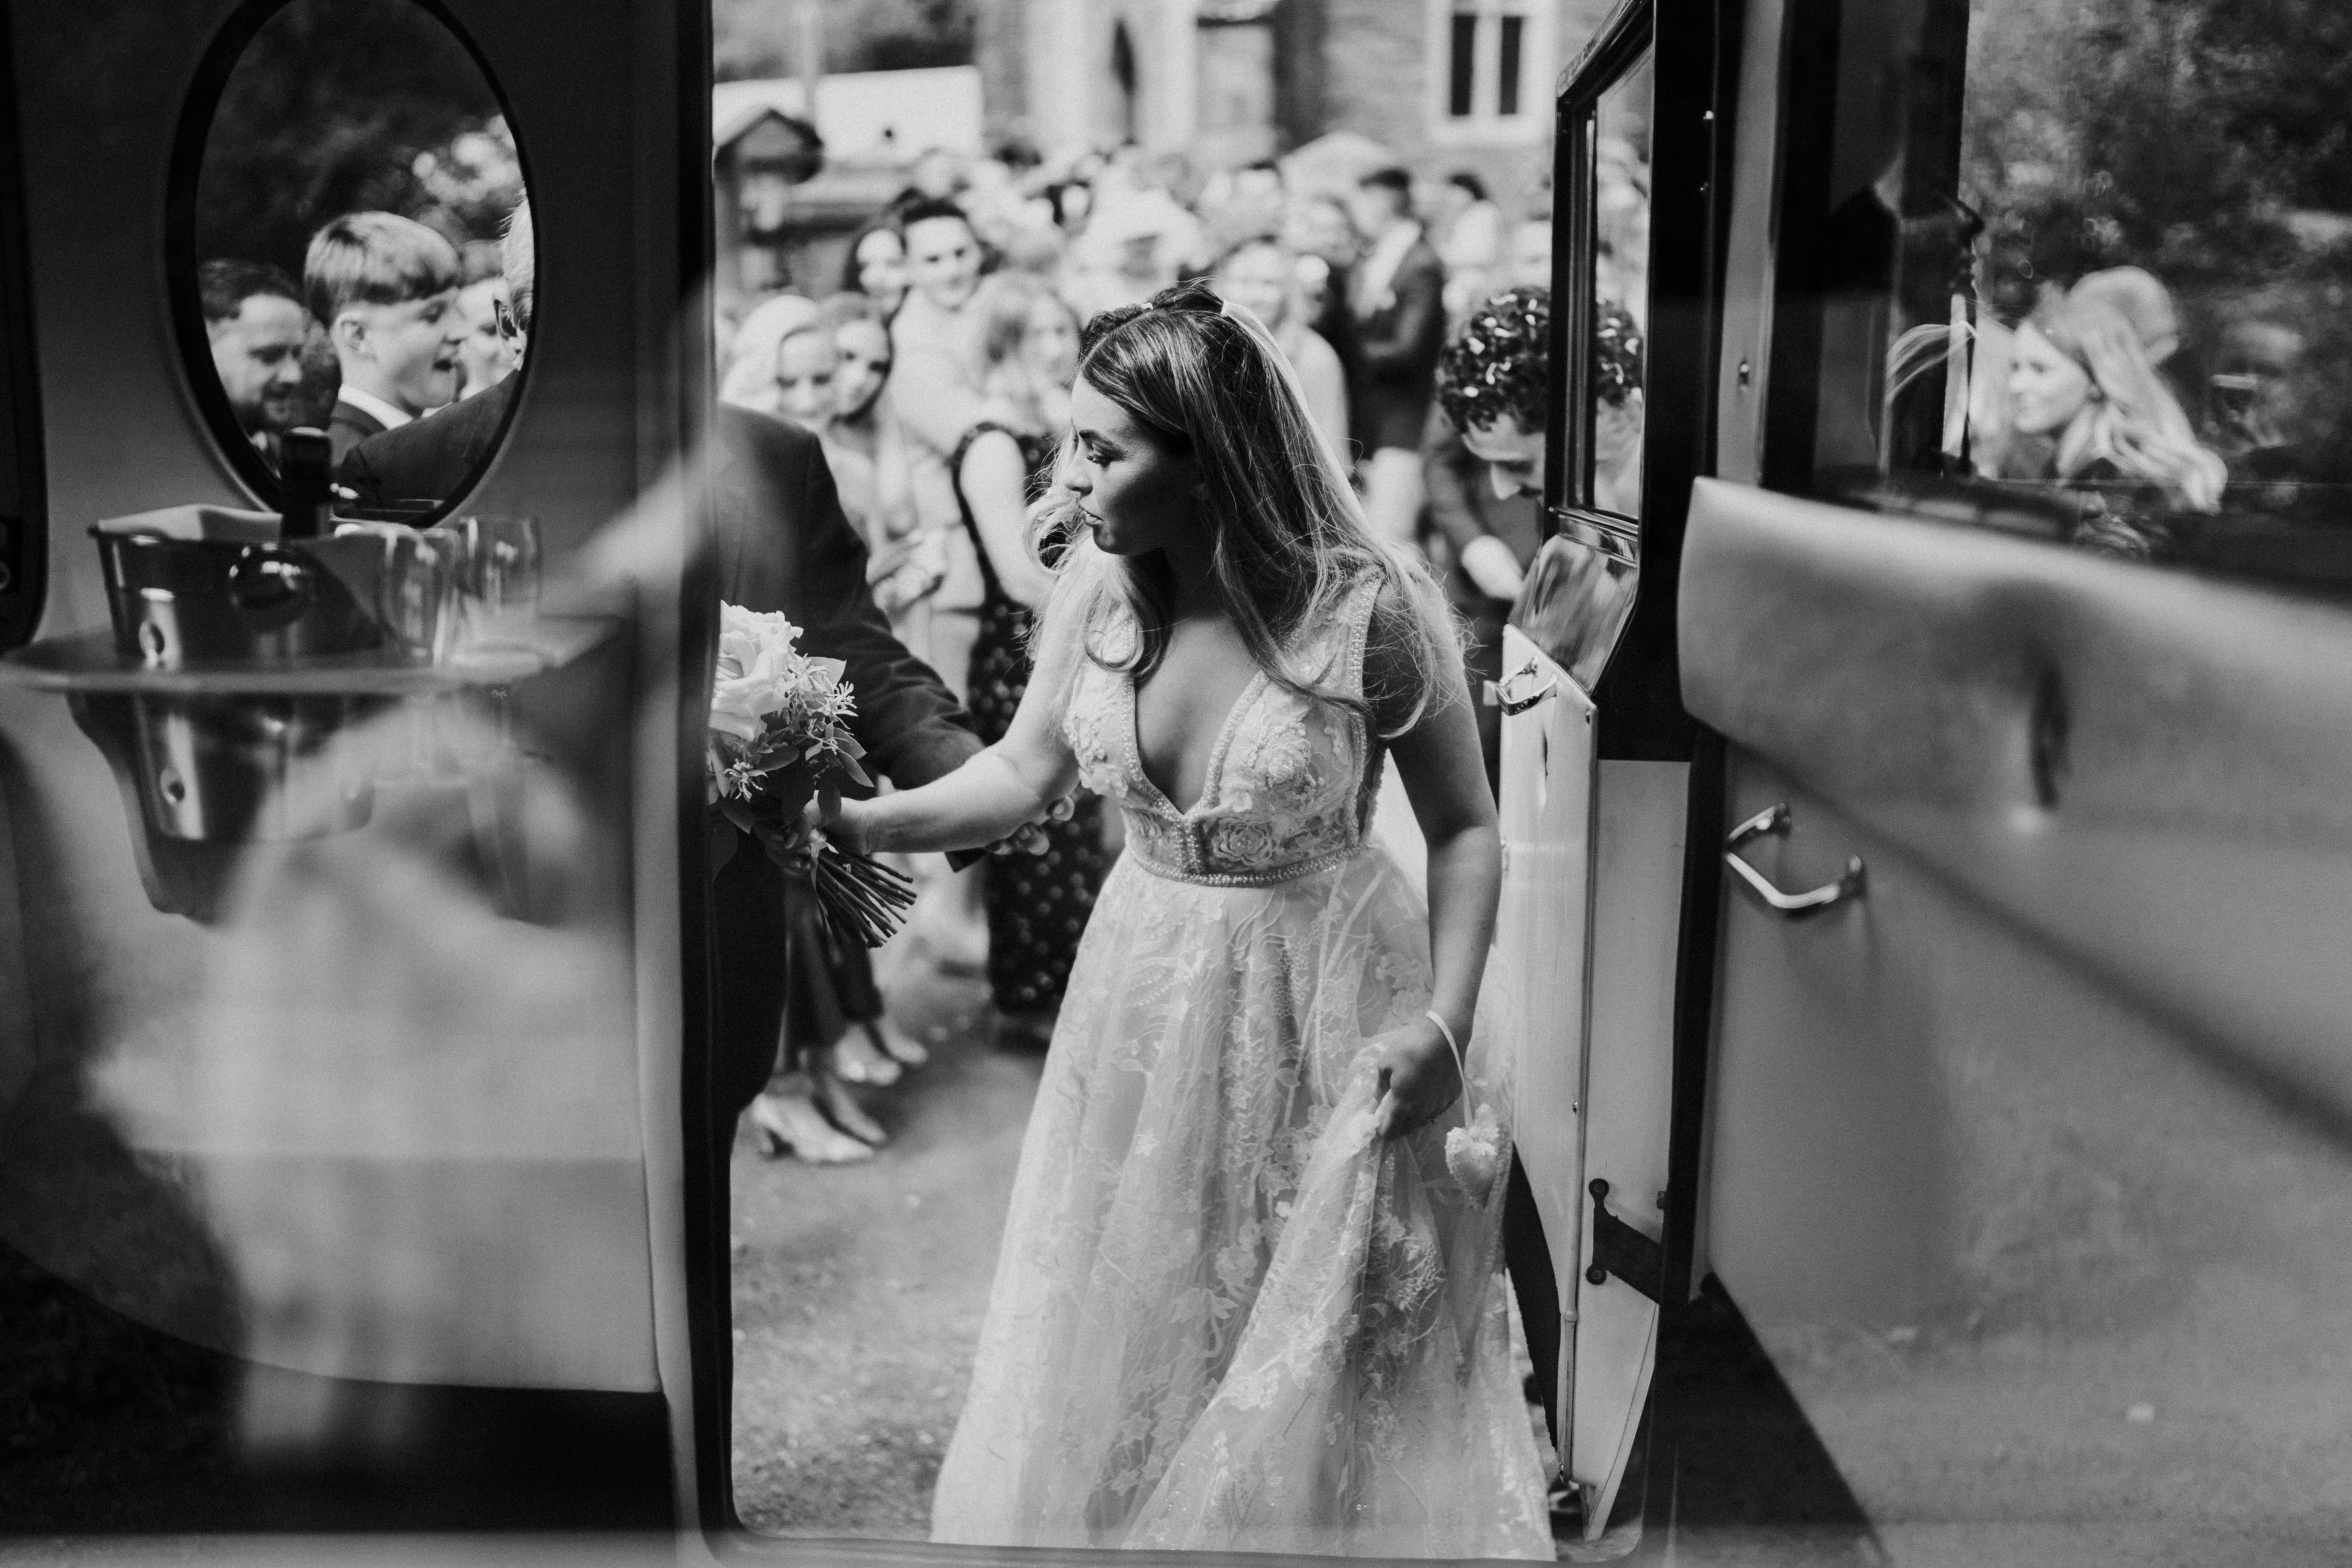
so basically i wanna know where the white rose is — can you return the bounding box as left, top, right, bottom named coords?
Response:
left=721, top=602, right=800, bottom=657
left=710, top=603, right=807, bottom=743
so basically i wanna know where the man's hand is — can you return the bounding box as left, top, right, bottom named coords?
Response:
left=1460, top=534, right=1526, bottom=603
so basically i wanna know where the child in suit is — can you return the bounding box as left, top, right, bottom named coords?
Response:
left=304, top=212, right=465, bottom=463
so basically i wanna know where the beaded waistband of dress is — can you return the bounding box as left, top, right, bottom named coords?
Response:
left=1126, top=840, right=1362, bottom=889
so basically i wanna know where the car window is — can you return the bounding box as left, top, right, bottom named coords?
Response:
left=1764, top=0, right=2352, bottom=593
left=1586, top=49, right=1652, bottom=521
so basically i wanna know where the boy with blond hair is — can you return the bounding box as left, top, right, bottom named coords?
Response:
left=303, top=212, right=465, bottom=461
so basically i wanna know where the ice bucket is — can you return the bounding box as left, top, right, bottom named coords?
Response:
left=92, top=510, right=385, bottom=668
left=85, top=508, right=390, bottom=843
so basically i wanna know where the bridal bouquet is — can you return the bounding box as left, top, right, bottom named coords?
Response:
left=708, top=602, right=915, bottom=947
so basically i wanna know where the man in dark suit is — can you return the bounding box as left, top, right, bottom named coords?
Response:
left=341, top=201, right=986, bottom=1135
left=1346, top=166, right=1449, bottom=549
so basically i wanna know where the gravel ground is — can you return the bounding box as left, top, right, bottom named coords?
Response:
left=728, top=951, right=1036, bottom=1540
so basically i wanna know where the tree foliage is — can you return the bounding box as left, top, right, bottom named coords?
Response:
left=195, top=0, right=513, bottom=282
left=713, top=0, right=974, bottom=85
left=1962, top=0, right=2352, bottom=318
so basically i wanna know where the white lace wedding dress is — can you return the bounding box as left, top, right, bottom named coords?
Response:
left=929, top=575, right=1553, bottom=1559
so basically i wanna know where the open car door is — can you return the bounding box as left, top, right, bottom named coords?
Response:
left=1666, top=0, right=2352, bottom=1558
left=1497, top=0, right=1740, bottom=1542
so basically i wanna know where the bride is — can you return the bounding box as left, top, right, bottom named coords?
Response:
left=820, top=280, right=1553, bottom=1559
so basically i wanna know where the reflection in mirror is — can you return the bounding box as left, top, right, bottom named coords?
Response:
left=181, top=0, right=528, bottom=517
left=1589, top=53, right=1653, bottom=519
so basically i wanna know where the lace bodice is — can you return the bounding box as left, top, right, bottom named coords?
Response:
left=1062, top=578, right=1382, bottom=887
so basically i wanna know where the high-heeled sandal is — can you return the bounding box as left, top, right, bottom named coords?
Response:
left=830, top=1029, right=902, bottom=1086
left=747, top=1087, right=874, bottom=1165
left=866, top=1017, right=930, bottom=1069
left=814, top=1072, right=888, bottom=1148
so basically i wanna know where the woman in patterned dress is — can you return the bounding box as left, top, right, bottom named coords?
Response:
left=953, top=273, right=1110, bottom=1050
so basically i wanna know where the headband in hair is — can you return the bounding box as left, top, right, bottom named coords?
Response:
left=1079, top=280, right=1231, bottom=356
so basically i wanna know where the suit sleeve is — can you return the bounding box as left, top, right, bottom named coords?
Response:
left=787, top=430, right=982, bottom=792
left=337, top=440, right=386, bottom=510
left=1358, top=252, right=1448, bottom=378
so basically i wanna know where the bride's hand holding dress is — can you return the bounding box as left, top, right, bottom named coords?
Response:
left=1365, top=1015, right=1464, bottom=1139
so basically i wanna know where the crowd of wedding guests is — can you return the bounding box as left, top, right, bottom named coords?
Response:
left=717, top=142, right=1559, bottom=1165
left=201, top=211, right=522, bottom=473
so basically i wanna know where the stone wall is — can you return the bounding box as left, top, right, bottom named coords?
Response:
left=1318, top=0, right=1442, bottom=164
left=1315, top=0, right=1626, bottom=218
left=968, top=0, right=1629, bottom=219
left=972, top=0, right=1028, bottom=143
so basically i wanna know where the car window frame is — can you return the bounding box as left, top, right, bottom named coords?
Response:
left=1552, top=0, right=1653, bottom=533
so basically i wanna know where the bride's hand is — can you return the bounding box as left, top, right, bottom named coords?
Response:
left=987, top=792, right=1078, bottom=856
left=1370, top=1017, right=1464, bottom=1139
left=803, top=787, right=873, bottom=855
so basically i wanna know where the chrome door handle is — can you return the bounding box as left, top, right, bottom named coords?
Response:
left=1723, top=802, right=1866, bottom=918
left=1490, top=659, right=1558, bottom=715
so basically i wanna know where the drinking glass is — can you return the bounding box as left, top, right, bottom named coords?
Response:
left=375, top=526, right=459, bottom=665
left=446, top=513, right=541, bottom=655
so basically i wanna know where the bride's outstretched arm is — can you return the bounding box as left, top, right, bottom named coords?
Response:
left=831, top=734, right=1076, bottom=856
left=825, top=593, right=1088, bottom=856
left=1367, top=593, right=1503, bottom=1139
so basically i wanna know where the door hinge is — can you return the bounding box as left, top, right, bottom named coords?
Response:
left=1585, top=1178, right=1662, bottom=1303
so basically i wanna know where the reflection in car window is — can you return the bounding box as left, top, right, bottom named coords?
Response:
left=1771, top=0, right=2352, bottom=591
left=1589, top=53, right=1652, bottom=518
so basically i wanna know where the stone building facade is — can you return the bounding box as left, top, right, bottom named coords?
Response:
left=974, top=0, right=1621, bottom=211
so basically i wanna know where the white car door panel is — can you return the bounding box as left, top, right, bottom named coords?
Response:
left=1682, top=477, right=2352, bottom=1536
left=1496, top=626, right=1595, bottom=1427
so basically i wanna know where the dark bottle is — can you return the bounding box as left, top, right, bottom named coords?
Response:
left=277, top=426, right=334, bottom=538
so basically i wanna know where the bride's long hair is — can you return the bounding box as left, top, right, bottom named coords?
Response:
left=1039, top=280, right=1456, bottom=736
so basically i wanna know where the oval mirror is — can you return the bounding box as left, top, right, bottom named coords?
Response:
left=170, top=0, right=531, bottom=523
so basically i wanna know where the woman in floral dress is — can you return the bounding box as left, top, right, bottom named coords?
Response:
left=823, top=282, right=1551, bottom=1559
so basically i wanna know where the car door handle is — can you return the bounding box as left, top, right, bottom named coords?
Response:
left=1489, top=659, right=1558, bottom=715
left=1723, top=802, right=1866, bottom=918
